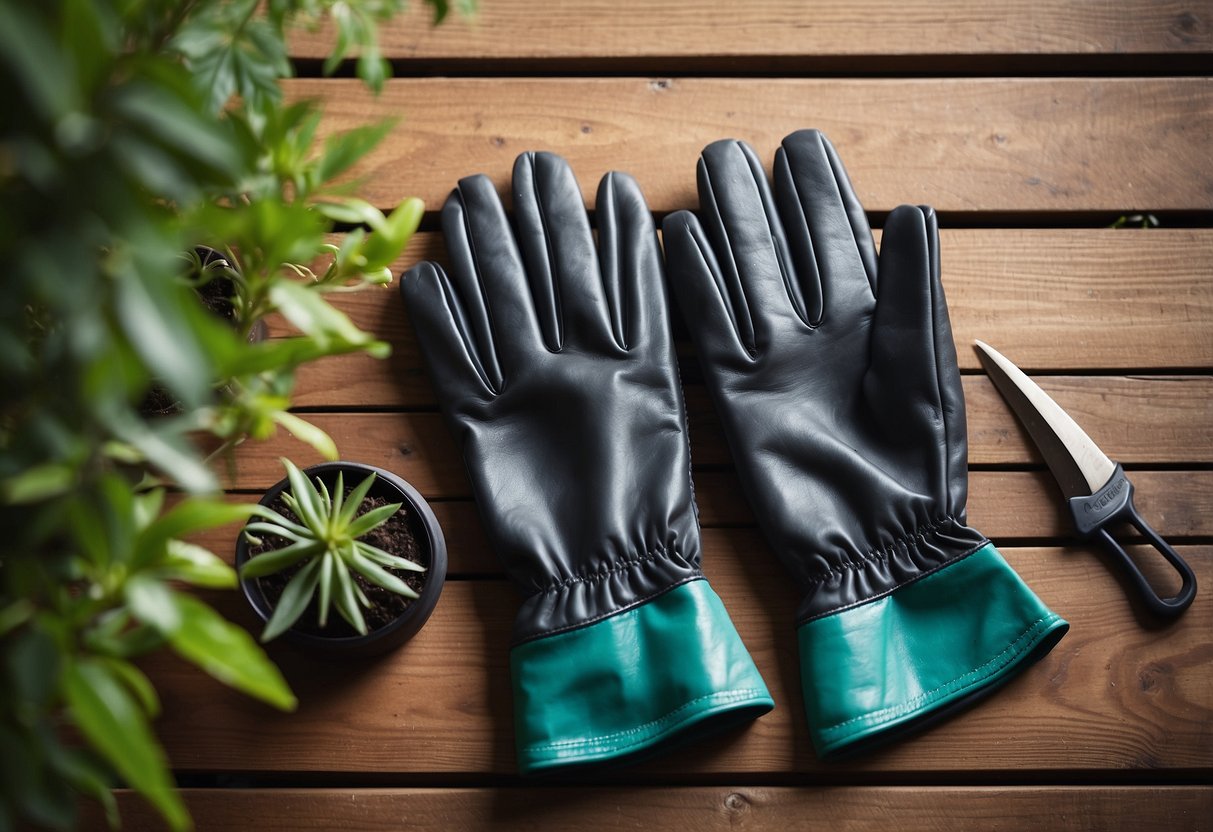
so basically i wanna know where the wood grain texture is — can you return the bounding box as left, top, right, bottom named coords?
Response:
left=214, top=376, right=1213, bottom=493
left=190, top=470, right=1213, bottom=577
left=289, top=0, right=1213, bottom=59
left=107, top=786, right=1213, bottom=831
left=282, top=77, right=1213, bottom=212
left=147, top=545, right=1212, bottom=775
left=283, top=228, right=1213, bottom=408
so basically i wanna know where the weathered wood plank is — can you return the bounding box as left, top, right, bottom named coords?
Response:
left=282, top=229, right=1213, bottom=407
left=283, top=77, right=1213, bottom=212
left=289, top=0, right=1213, bottom=60
left=192, top=470, right=1213, bottom=577
left=149, top=545, right=1213, bottom=774
left=107, top=785, right=1213, bottom=831
left=215, top=377, right=1213, bottom=493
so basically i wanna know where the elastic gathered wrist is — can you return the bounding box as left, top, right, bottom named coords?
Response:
left=510, top=578, right=773, bottom=774
left=511, top=542, right=702, bottom=644
left=797, top=542, right=1068, bottom=758
left=795, top=515, right=989, bottom=623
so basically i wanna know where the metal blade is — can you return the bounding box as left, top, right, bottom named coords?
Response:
left=974, top=340, right=1116, bottom=498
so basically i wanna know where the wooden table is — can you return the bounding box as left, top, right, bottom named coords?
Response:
left=122, top=3, right=1212, bottom=828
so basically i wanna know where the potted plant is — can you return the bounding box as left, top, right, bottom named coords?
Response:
left=236, top=460, right=447, bottom=656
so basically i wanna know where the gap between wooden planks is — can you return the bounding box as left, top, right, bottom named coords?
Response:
left=105, top=785, right=1213, bottom=831
left=279, top=228, right=1213, bottom=411
left=214, top=380, right=1213, bottom=500
left=146, top=545, right=1212, bottom=775
left=287, top=0, right=1213, bottom=60
left=281, top=77, right=1213, bottom=213
left=189, top=470, right=1213, bottom=575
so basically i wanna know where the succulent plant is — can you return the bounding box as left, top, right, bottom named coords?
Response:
left=241, top=460, right=425, bottom=641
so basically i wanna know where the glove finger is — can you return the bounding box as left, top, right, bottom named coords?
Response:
left=697, top=138, right=802, bottom=353
left=596, top=170, right=666, bottom=354
left=442, top=174, right=543, bottom=380
left=663, top=209, right=753, bottom=369
left=865, top=205, right=967, bottom=499
left=401, top=261, right=498, bottom=401
left=776, top=130, right=876, bottom=327
left=512, top=151, right=615, bottom=353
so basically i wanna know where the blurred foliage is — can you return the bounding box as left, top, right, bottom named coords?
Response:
left=0, top=1, right=469, bottom=829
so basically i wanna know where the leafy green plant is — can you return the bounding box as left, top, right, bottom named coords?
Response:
left=242, top=460, right=425, bottom=640
left=0, top=1, right=472, bottom=830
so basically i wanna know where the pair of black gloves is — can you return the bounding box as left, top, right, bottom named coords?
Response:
left=401, top=130, right=1068, bottom=774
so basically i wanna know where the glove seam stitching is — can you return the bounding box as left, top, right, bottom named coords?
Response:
left=525, top=544, right=685, bottom=596
left=799, top=514, right=967, bottom=587
left=521, top=687, right=770, bottom=755
left=796, top=533, right=988, bottom=626
left=514, top=574, right=703, bottom=645
left=816, top=613, right=1058, bottom=738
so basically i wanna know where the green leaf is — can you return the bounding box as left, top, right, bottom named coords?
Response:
left=349, top=550, right=418, bottom=599
left=317, top=120, right=395, bottom=185
left=243, top=516, right=309, bottom=540
left=331, top=559, right=367, bottom=635
left=0, top=600, right=35, bottom=637
left=355, top=540, right=425, bottom=572
left=165, top=593, right=296, bottom=710
left=282, top=459, right=325, bottom=531
left=161, top=540, right=238, bottom=588
left=239, top=539, right=323, bottom=579
left=344, top=502, right=401, bottom=539
left=335, top=471, right=377, bottom=529
left=45, top=743, right=118, bottom=832
left=271, top=411, right=338, bottom=461
left=106, top=412, right=218, bottom=495
left=355, top=42, right=388, bottom=93
left=6, top=626, right=60, bottom=707
left=99, top=657, right=160, bottom=718
left=330, top=470, right=346, bottom=525
left=314, top=197, right=386, bottom=228
left=316, top=553, right=335, bottom=628
left=268, top=279, right=377, bottom=350
left=261, top=557, right=321, bottom=642
left=63, top=658, right=189, bottom=832
left=113, top=262, right=214, bottom=411
left=125, top=575, right=182, bottom=634
left=0, top=2, right=77, bottom=122
left=0, top=463, right=75, bottom=504
left=360, top=197, right=424, bottom=268
left=135, top=498, right=257, bottom=569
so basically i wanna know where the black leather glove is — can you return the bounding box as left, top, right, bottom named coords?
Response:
left=401, top=151, right=772, bottom=774
left=663, top=130, right=1067, bottom=758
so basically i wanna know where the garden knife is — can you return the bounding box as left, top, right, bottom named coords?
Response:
left=974, top=340, right=1196, bottom=618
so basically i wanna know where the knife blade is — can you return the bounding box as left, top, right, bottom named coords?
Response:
left=973, top=340, right=1196, bottom=618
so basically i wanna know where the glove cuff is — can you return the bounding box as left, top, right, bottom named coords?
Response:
left=509, top=578, right=773, bottom=774
left=796, top=542, right=1068, bottom=759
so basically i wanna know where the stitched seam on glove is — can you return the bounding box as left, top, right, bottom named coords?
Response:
left=522, top=688, right=771, bottom=756
left=818, top=613, right=1058, bottom=739
left=514, top=574, right=703, bottom=645
left=526, top=544, right=688, bottom=596
left=796, top=532, right=989, bottom=626
left=800, top=515, right=975, bottom=586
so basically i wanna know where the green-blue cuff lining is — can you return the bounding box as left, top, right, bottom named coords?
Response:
left=510, top=578, right=773, bottom=775
left=798, top=542, right=1068, bottom=758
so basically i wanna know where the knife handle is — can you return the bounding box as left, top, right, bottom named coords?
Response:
left=1069, top=464, right=1197, bottom=618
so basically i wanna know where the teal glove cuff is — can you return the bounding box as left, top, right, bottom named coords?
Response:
left=510, top=578, right=773, bottom=774
left=797, top=542, right=1068, bottom=758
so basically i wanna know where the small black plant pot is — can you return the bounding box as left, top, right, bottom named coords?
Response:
left=235, top=461, right=447, bottom=658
